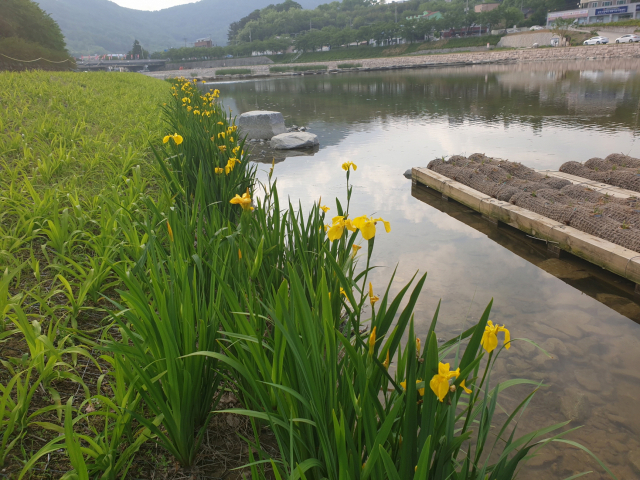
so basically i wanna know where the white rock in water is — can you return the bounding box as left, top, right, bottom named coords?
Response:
left=237, top=111, right=286, bottom=140
left=270, top=132, right=319, bottom=150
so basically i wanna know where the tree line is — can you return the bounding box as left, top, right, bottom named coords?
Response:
left=151, top=0, right=575, bottom=60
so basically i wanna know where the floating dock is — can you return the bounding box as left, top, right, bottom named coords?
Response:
left=412, top=167, right=640, bottom=290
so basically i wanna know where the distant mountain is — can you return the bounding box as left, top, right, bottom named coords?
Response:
left=36, top=0, right=326, bottom=55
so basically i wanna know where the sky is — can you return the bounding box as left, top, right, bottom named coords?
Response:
left=109, top=0, right=199, bottom=10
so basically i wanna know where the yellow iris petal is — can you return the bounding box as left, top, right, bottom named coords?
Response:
left=430, top=375, right=449, bottom=402
left=327, top=224, right=344, bottom=242
left=460, top=380, right=472, bottom=394
left=368, top=327, right=376, bottom=356
left=163, top=135, right=171, bottom=144
left=360, top=221, right=376, bottom=240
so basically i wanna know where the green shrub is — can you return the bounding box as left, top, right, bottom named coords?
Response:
left=0, top=37, right=74, bottom=71
left=337, top=62, right=363, bottom=68
left=216, top=68, right=251, bottom=75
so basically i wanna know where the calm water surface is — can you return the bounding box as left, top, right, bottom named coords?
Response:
left=213, top=59, right=640, bottom=479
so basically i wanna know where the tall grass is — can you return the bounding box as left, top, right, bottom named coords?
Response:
left=1, top=73, right=616, bottom=480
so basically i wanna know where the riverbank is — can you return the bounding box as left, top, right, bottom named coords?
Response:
left=145, top=43, right=640, bottom=81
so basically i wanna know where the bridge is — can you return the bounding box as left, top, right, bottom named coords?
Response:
left=77, top=59, right=167, bottom=72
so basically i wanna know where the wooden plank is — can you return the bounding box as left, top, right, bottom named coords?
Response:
left=412, top=167, right=640, bottom=285
left=535, top=169, right=639, bottom=200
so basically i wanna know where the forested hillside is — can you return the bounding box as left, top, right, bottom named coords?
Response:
left=153, top=0, right=576, bottom=60
left=36, top=0, right=326, bottom=56
left=1, top=0, right=74, bottom=70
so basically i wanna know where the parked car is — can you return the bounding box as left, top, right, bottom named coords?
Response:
left=615, top=34, right=640, bottom=43
left=583, top=36, right=609, bottom=45
left=530, top=25, right=544, bottom=30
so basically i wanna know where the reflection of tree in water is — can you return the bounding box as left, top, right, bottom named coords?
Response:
left=220, top=59, right=640, bottom=134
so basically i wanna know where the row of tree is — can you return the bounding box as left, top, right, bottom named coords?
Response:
left=228, top=0, right=572, bottom=44
left=150, top=0, right=576, bottom=60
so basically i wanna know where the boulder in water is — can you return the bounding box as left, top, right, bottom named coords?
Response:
left=237, top=111, right=286, bottom=140
left=270, top=132, right=319, bottom=150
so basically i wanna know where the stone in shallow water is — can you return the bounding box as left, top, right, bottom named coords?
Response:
left=560, top=387, right=590, bottom=423
left=237, top=111, right=286, bottom=140
left=270, top=132, right=319, bottom=150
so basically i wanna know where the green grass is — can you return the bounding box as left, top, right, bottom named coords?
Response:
left=0, top=37, right=75, bottom=71
left=215, top=68, right=252, bottom=75
left=270, top=64, right=329, bottom=72
left=0, top=70, right=168, bottom=476
left=337, top=63, right=363, bottom=68
left=0, top=72, right=614, bottom=480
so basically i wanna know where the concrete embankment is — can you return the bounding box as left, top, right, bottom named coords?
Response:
left=165, top=56, right=273, bottom=70
left=145, top=43, right=640, bottom=80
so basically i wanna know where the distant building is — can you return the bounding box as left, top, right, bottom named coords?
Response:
left=194, top=38, right=213, bottom=48
left=547, top=0, right=638, bottom=26
left=475, top=3, right=500, bottom=13
left=406, top=10, right=443, bottom=20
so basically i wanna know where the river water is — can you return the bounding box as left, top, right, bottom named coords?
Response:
left=213, top=58, right=640, bottom=479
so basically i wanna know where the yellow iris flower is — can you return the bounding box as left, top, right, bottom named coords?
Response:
left=167, top=222, right=174, bottom=242
left=429, top=362, right=460, bottom=402
left=214, top=167, right=224, bottom=175
left=368, top=327, right=376, bottom=356
left=382, top=350, right=390, bottom=369
left=352, top=244, right=361, bottom=256
left=480, top=321, right=511, bottom=353
left=163, top=133, right=183, bottom=145
left=352, top=215, right=391, bottom=241
left=218, top=145, right=227, bottom=152
left=320, top=205, right=330, bottom=213
left=342, top=161, right=357, bottom=171
left=229, top=188, right=253, bottom=211
left=400, top=379, right=425, bottom=396
left=416, top=338, right=421, bottom=355
left=218, top=132, right=225, bottom=139
left=326, top=216, right=356, bottom=242
left=369, top=283, right=379, bottom=306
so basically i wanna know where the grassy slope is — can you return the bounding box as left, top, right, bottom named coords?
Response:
left=267, top=36, right=504, bottom=63
left=0, top=71, right=170, bottom=477
left=0, top=72, right=167, bottom=200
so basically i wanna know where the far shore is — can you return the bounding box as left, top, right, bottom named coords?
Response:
left=144, top=43, right=640, bottom=82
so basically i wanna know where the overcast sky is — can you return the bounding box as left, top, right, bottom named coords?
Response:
left=110, top=0, right=199, bottom=10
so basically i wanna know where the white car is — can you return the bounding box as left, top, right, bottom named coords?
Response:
left=615, top=34, right=640, bottom=43
left=583, top=36, right=609, bottom=45
left=530, top=25, right=544, bottom=30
